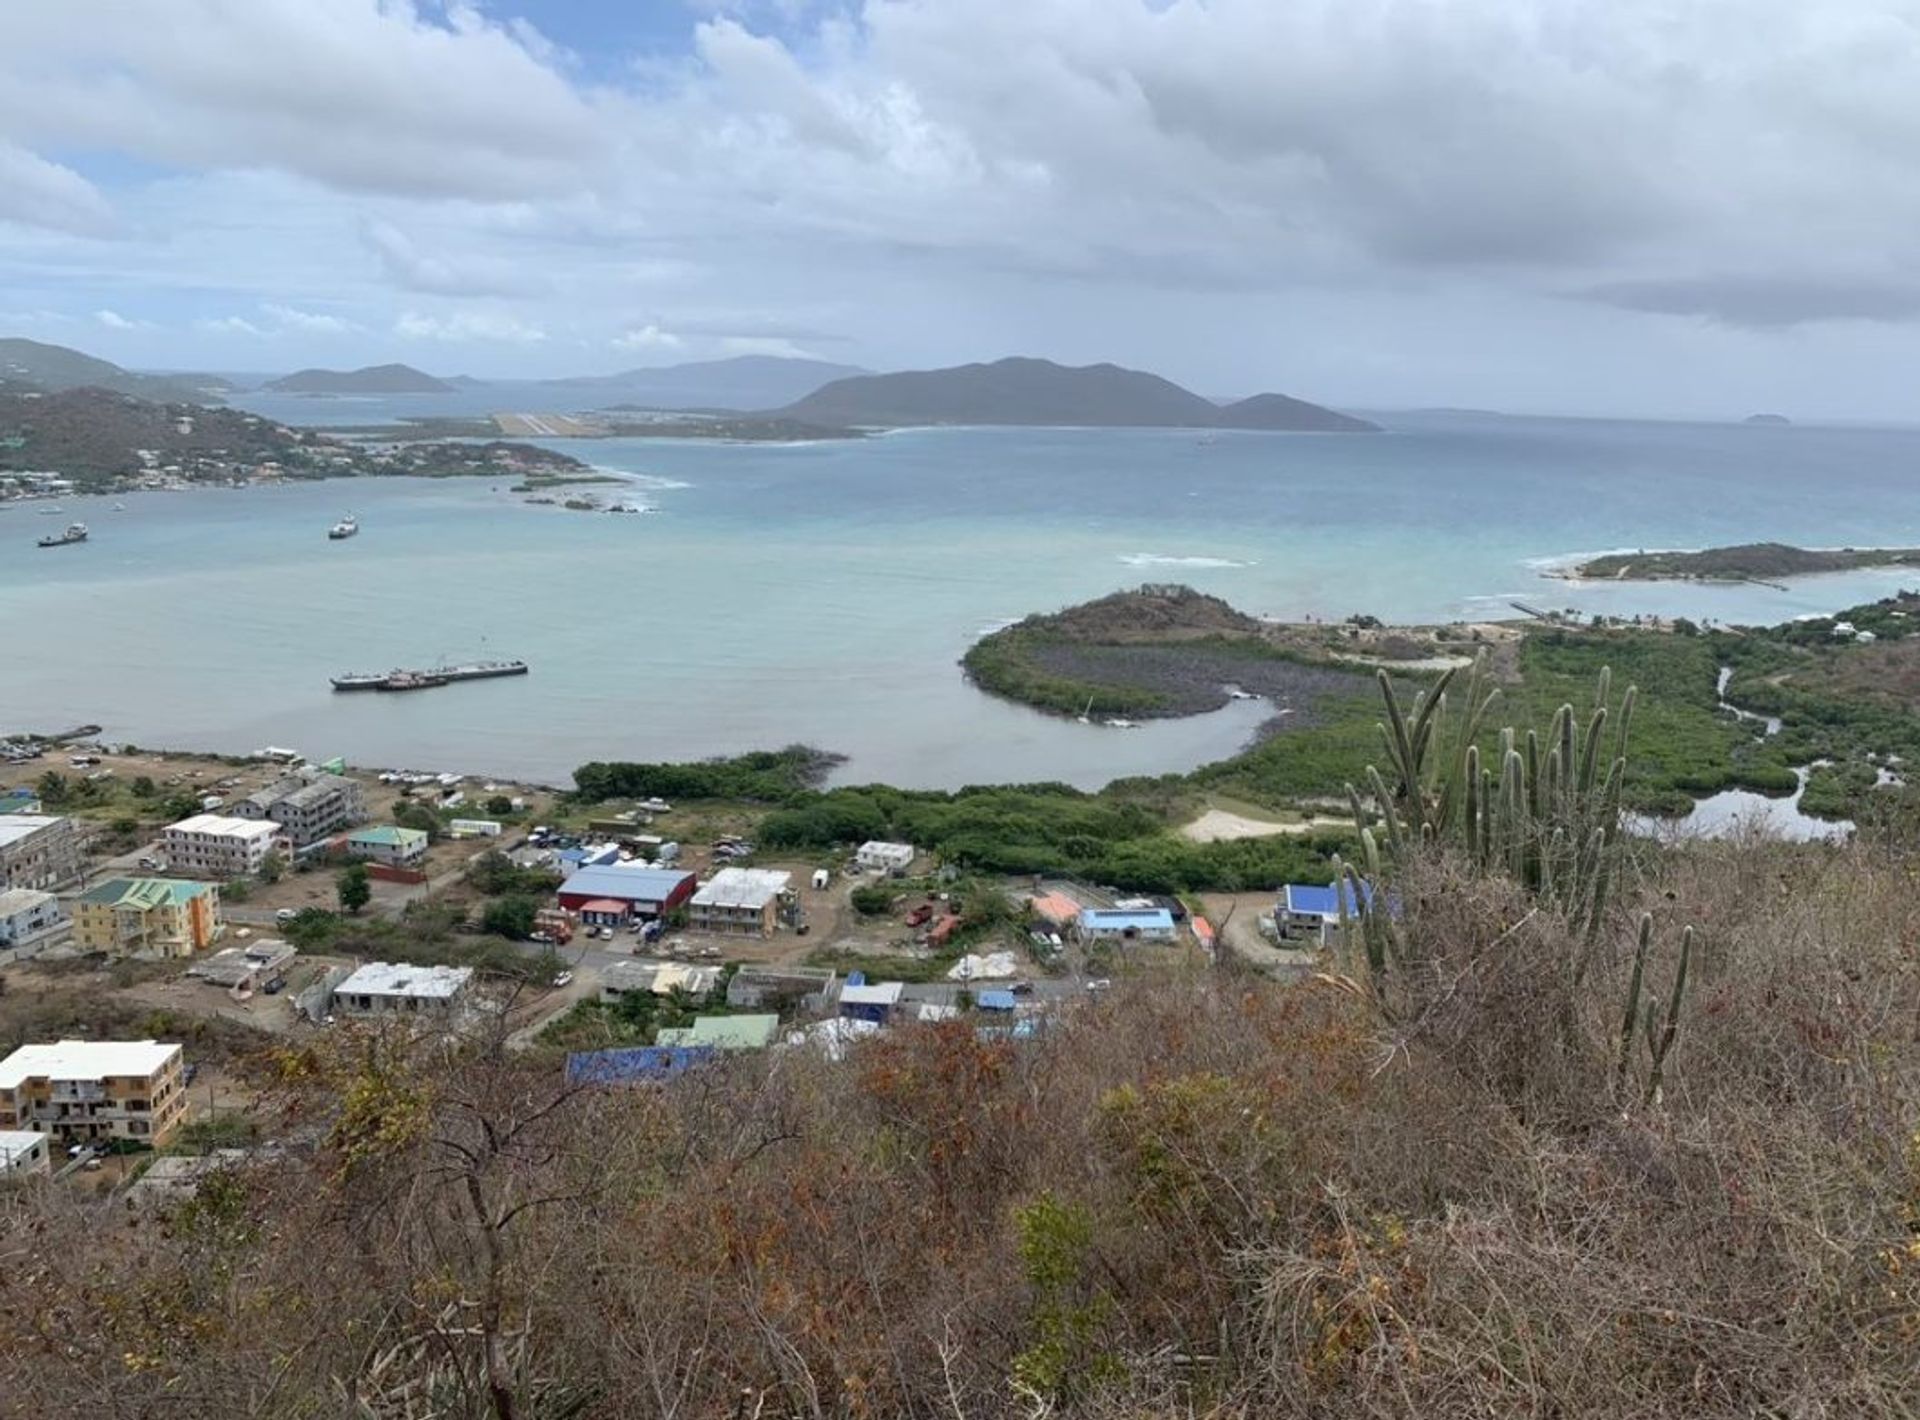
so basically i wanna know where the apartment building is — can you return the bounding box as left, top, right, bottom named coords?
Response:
left=0, top=814, right=82, bottom=892
left=233, top=774, right=366, bottom=850
left=161, top=814, right=279, bottom=878
left=0, top=1040, right=188, bottom=1148
left=74, top=878, right=222, bottom=957
left=0, top=887, right=68, bottom=955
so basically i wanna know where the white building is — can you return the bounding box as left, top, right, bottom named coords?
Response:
left=331, top=961, right=475, bottom=1019
left=0, top=1040, right=188, bottom=1147
left=689, top=868, right=793, bottom=937
left=855, top=841, right=916, bottom=875
left=0, top=887, right=68, bottom=955
left=0, top=1129, right=51, bottom=1178
left=161, top=814, right=281, bottom=878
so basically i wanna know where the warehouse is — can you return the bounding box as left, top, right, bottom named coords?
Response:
left=555, top=865, right=697, bottom=923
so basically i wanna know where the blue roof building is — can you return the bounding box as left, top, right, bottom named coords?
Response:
left=565, top=1045, right=717, bottom=1085
left=975, top=988, right=1018, bottom=1012
left=1076, top=907, right=1178, bottom=942
left=557, top=865, right=697, bottom=916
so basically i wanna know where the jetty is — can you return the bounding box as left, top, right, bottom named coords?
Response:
left=332, top=660, right=528, bottom=693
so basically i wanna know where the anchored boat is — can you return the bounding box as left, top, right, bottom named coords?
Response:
left=37, top=522, right=87, bottom=548
left=327, top=513, right=359, bottom=540
left=331, top=660, right=528, bottom=693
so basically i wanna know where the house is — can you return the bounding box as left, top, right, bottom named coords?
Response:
left=0, top=887, right=68, bottom=955
left=0, top=814, right=81, bottom=891
left=447, top=819, right=503, bottom=839
left=838, top=980, right=905, bottom=1025
left=1076, top=907, right=1178, bottom=943
left=331, top=961, right=474, bottom=1019
left=599, top=960, right=721, bottom=1004
left=0, top=1040, right=187, bottom=1148
left=725, top=965, right=837, bottom=1011
left=688, top=868, right=792, bottom=937
left=233, top=774, right=366, bottom=850
left=1276, top=882, right=1367, bottom=944
left=855, top=841, right=916, bottom=875
left=0, top=1129, right=52, bottom=1178
left=187, top=939, right=296, bottom=992
left=74, top=878, right=222, bottom=957
left=565, top=1045, right=717, bottom=1085
left=653, top=1014, right=780, bottom=1051
left=161, top=814, right=280, bottom=878
left=344, top=825, right=429, bottom=868
left=556, top=865, right=697, bottom=923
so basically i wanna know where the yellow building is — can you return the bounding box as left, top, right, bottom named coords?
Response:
left=74, top=877, right=222, bottom=958
left=0, top=1040, right=187, bottom=1148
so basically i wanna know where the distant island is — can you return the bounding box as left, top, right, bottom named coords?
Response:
left=1563, top=542, right=1920, bottom=584
left=776, top=356, right=1377, bottom=432
left=0, top=336, right=226, bottom=403
left=265, top=363, right=452, bottom=394
left=1744, top=413, right=1792, bottom=426
left=0, top=385, right=583, bottom=494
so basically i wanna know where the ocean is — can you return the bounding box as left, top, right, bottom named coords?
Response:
left=6, top=405, right=1920, bottom=789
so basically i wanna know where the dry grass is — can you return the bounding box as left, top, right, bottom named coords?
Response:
left=1, top=837, right=1917, bottom=1418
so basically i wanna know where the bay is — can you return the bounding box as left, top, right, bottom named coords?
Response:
left=6, top=409, right=1920, bottom=789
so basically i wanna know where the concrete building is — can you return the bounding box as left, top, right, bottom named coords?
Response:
left=0, top=887, right=68, bottom=955
left=0, top=1129, right=52, bottom=1178
left=1076, top=907, right=1178, bottom=944
left=74, top=878, right=222, bottom=957
left=689, top=868, right=792, bottom=938
left=344, top=824, right=429, bottom=868
left=1275, top=882, right=1366, bottom=945
left=726, top=965, right=837, bottom=1011
left=233, top=774, right=366, bottom=850
left=838, top=980, right=906, bottom=1025
left=0, top=1040, right=187, bottom=1148
left=599, top=960, right=721, bottom=1004
left=856, top=841, right=917, bottom=875
left=187, top=939, right=296, bottom=992
left=556, top=865, right=697, bottom=923
left=162, top=814, right=280, bottom=879
left=331, top=961, right=475, bottom=1020
left=0, top=814, right=82, bottom=892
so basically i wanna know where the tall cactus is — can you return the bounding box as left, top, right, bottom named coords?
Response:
left=1614, top=913, right=1693, bottom=1108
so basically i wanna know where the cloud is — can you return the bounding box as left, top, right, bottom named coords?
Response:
left=1577, top=275, right=1920, bottom=329
left=260, top=303, right=358, bottom=335
left=93, top=308, right=145, bottom=330
left=719, top=334, right=815, bottom=359
left=0, top=143, right=115, bottom=235
left=611, top=324, right=683, bottom=351
left=394, top=310, right=547, bottom=343
left=361, top=219, right=543, bottom=298
left=196, top=315, right=267, bottom=337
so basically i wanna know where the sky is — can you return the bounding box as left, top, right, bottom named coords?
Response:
left=3, top=0, right=1920, bottom=419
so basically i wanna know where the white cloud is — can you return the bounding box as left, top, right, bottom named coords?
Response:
left=612, top=324, right=683, bottom=352
left=196, top=315, right=267, bottom=337
left=0, top=142, right=114, bottom=235
left=93, top=308, right=144, bottom=330
left=260, top=303, right=357, bottom=335
left=719, top=334, right=813, bottom=359
left=394, top=310, right=547, bottom=343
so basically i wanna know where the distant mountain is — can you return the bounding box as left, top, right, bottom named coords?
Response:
left=1743, top=413, right=1792, bottom=427
left=533, top=355, right=868, bottom=411
left=266, top=363, right=452, bottom=394
left=777, top=357, right=1376, bottom=432
left=0, top=337, right=225, bottom=403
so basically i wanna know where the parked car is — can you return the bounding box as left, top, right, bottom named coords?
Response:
left=275, top=908, right=299, bottom=925
left=263, top=979, right=284, bottom=995
left=529, top=930, right=555, bottom=945
left=550, top=970, right=574, bottom=988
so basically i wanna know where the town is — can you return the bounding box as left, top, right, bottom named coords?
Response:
left=0, top=736, right=1341, bottom=1187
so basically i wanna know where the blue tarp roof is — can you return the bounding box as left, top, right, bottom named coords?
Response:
left=560, top=865, right=694, bottom=902
left=976, top=989, right=1018, bottom=1011
left=566, top=1045, right=716, bottom=1085
left=1282, top=881, right=1374, bottom=917
left=1077, top=908, right=1176, bottom=931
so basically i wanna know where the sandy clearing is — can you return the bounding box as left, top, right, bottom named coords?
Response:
left=1180, top=808, right=1347, bottom=843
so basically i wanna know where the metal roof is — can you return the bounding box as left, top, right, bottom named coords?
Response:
left=654, top=1014, right=779, bottom=1050
left=1281, top=882, right=1367, bottom=918
left=78, top=877, right=215, bottom=909
left=0, top=815, right=65, bottom=850
left=976, top=989, right=1018, bottom=1010
left=348, top=825, right=427, bottom=847
left=167, top=813, right=279, bottom=840
left=840, top=981, right=905, bottom=1006
left=559, top=865, right=694, bottom=902
left=1077, top=908, right=1176, bottom=931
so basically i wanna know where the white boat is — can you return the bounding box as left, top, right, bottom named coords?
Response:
left=328, top=513, right=359, bottom=540
left=1104, top=718, right=1137, bottom=729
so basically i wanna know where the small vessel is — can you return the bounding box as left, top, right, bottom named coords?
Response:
left=1104, top=718, right=1137, bottom=729
left=327, top=513, right=359, bottom=540
left=111, top=502, right=127, bottom=511
left=1075, top=696, right=1095, bottom=726
left=37, top=522, right=88, bottom=548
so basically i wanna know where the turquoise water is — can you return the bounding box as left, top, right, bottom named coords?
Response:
left=6, top=411, right=1920, bottom=788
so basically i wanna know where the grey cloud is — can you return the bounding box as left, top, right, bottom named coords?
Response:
left=361, top=220, right=546, bottom=298
left=1579, top=275, right=1920, bottom=328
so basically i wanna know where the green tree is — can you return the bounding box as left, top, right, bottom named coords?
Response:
left=130, top=775, right=157, bottom=799
left=337, top=862, right=372, bottom=915
left=479, top=895, right=538, bottom=940
left=484, top=795, right=514, bottom=816
left=35, top=771, right=69, bottom=807
left=258, top=852, right=285, bottom=884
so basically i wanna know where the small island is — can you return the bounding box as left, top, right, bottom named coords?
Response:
left=265, top=363, right=453, bottom=395
left=1743, top=413, right=1792, bottom=426
left=1563, top=542, right=1920, bottom=585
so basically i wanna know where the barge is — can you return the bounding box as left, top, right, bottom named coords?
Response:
left=331, top=659, right=528, bottom=693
